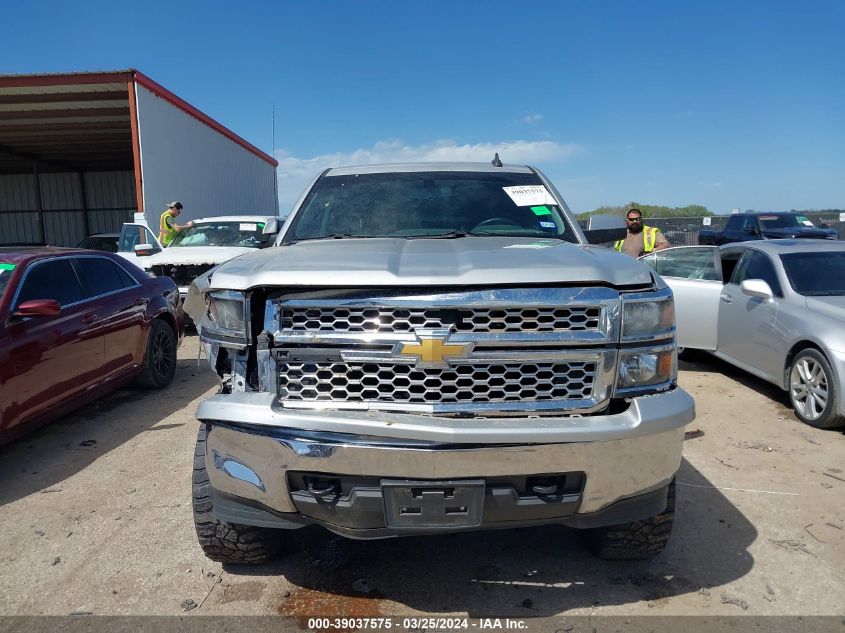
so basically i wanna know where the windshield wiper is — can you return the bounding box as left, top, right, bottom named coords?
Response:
left=288, top=233, right=371, bottom=244
left=405, top=230, right=470, bottom=239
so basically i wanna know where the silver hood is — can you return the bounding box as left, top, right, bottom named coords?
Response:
left=207, top=237, right=654, bottom=290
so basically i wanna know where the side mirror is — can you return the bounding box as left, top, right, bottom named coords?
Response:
left=740, top=279, right=774, bottom=301
left=14, top=299, right=61, bottom=317
left=262, top=218, right=280, bottom=235
left=583, top=214, right=627, bottom=245
left=134, top=243, right=160, bottom=257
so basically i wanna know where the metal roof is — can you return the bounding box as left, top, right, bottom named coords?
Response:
left=0, top=70, right=277, bottom=174
left=0, top=72, right=134, bottom=173
left=326, top=162, right=534, bottom=176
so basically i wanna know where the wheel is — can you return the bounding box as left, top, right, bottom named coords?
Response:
left=136, top=319, right=177, bottom=389
left=582, top=480, right=675, bottom=560
left=193, top=425, right=282, bottom=564
left=789, top=349, right=842, bottom=429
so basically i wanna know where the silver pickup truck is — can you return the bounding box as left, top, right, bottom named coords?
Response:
left=188, top=162, right=695, bottom=563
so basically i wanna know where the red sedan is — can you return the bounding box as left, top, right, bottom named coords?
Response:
left=0, top=248, right=184, bottom=445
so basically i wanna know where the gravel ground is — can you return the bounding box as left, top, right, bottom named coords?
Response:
left=0, top=337, right=843, bottom=616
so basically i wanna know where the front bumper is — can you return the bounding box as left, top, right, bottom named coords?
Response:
left=198, top=388, right=694, bottom=536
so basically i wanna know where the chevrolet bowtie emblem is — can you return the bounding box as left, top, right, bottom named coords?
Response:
left=397, top=329, right=472, bottom=367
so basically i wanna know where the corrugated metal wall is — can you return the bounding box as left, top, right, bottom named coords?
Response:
left=135, top=84, right=278, bottom=227
left=0, top=171, right=136, bottom=245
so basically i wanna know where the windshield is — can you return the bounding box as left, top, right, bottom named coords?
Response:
left=759, top=214, right=813, bottom=229
left=0, top=263, right=15, bottom=302
left=780, top=252, right=845, bottom=295
left=169, top=221, right=265, bottom=248
left=284, top=171, right=577, bottom=243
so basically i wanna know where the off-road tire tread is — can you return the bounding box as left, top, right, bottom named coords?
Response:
left=582, top=481, right=676, bottom=560
left=136, top=319, right=176, bottom=389
left=192, top=425, right=280, bottom=564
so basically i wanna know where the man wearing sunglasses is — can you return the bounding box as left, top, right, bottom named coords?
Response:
left=613, top=208, right=668, bottom=257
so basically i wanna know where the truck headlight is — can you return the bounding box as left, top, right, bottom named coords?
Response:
left=621, top=292, right=674, bottom=342
left=203, top=290, right=248, bottom=344
left=616, top=345, right=676, bottom=393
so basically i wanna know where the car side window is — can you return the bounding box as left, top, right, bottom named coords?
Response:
left=74, top=257, right=131, bottom=298
left=741, top=216, right=758, bottom=232
left=730, top=251, right=783, bottom=297
left=15, top=259, right=84, bottom=308
left=649, top=248, right=718, bottom=281
left=725, top=216, right=741, bottom=231
left=119, top=225, right=146, bottom=252
left=144, top=227, right=158, bottom=246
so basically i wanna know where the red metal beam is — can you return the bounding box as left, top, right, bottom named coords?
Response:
left=127, top=80, right=144, bottom=214
left=133, top=71, right=278, bottom=167
left=0, top=71, right=133, bottom=88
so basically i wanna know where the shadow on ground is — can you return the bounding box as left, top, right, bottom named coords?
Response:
left=680, top=350, right=792, bottom=411
left=226, top=459, right=756, bottom=617
left=0, top=352, right=217, bottom=506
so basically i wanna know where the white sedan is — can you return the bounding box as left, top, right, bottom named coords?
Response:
left=640, top=240, right=845, bottom=429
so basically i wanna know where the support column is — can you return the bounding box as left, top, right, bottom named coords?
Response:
left=33, top=159, right=46, bottom=245
left=79, top=171, right=91, bottom=237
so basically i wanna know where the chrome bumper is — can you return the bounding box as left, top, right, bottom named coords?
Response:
left=198, top=388, right=694, bottom=518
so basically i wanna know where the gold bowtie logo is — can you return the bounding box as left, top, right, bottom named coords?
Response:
left=398, top=332, right=472, bottom=367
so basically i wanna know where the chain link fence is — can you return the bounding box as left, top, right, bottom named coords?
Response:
left=578, top=212, right=844, bottom=247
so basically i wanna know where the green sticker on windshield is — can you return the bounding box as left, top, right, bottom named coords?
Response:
left=0, top=263, right=15, bottom=271
left=530, top=205, right=552, bottom=216
left=257, top=223, right=265, bottom=229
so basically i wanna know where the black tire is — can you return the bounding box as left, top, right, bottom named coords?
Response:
left=788, top=348, right=843, bottom=429
left=193, top=425, right=281, bottom=564
left=136, top=319, right=177, bottom=389
left=582, top=480, right=675, bottom=560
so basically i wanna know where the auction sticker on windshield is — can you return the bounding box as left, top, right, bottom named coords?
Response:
left=240, top=223, right=257, bottom=231
left=502, top=185, right=557, bottom=207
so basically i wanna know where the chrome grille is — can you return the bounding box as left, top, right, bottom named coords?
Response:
left=278, top=361, right=597, bottom=404
left=281, top=306, right=601, bottom=334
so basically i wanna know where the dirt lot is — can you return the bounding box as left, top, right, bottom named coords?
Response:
left=0, top=336, right=843, bottom=617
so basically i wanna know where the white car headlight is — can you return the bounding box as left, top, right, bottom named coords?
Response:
left=203, top=290, right=248, bottom=343
left=621, top=292, right=674, bottom=342
left=616, top=344, right=676, bottom=393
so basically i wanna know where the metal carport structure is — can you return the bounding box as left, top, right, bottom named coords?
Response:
left=0, top=70, right=278, bottom=246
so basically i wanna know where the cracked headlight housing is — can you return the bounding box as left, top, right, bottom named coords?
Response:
left=202, top=290, right=248, bottom=346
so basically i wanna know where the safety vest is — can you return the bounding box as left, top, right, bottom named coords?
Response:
left=159, top=210, right=178, bottom=246
left=614, top=226, right=658, bottom=254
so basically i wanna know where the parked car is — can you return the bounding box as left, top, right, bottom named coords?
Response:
left=76, top=233, right=119, bottom=253
left=0, top=248, right=184, bottom=445
left=139, top=215, right=280, bottom=299
left=186, top=162, right=695, bottom=563
left=698, top=212, right=838, bottom=245
left=640, top=241, right=845, bottom=429
left=115, top=221, right=164, bottom=264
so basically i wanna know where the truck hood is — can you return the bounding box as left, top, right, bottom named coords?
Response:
left=762, top=227, right=837, bottom=239
left=139, top=246, right=258, bottom=269
left=207, top=237, right=654, bottom=290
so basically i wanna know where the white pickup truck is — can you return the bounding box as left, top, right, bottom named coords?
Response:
left=135, top=215, right=280, bottom=299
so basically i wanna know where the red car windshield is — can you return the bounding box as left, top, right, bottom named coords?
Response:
left=0, top=263, right=14, bottom=303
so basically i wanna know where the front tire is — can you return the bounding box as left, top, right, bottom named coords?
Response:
left=136, top=319, right=177, bottom=389
left=789, top=349, right=842, bottom=429
left=582, top=481, right=675, bottom=560
left=193, top=425, right=282, bottom=564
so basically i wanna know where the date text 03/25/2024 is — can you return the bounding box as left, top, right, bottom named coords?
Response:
left=305, top=618, right=528, bottom=630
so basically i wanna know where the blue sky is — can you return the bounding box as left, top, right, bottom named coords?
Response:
left=2, top=1, right=843, bottom=214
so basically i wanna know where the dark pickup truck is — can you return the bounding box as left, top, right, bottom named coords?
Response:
left=698, top=212, right=838, bottom=245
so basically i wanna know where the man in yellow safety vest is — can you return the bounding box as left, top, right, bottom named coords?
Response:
left=158, top=201, right=194, bottom=246
left=613, top=208, right=669, bottom=257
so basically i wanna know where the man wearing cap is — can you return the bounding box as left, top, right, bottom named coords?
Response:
left=158, top=201, right=194, bottom=247
left=613, top=208, right=669, bottom=257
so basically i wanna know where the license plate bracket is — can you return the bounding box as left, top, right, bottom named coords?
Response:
left=381, top=479, right=485, bottom=529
